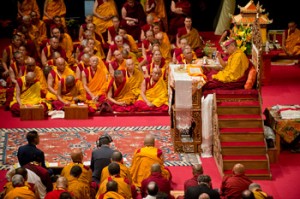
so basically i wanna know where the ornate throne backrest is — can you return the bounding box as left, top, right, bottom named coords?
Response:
left=251, top=5, right=263, bottom=92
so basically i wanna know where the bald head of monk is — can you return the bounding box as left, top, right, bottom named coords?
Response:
left=151, top=163, right=162, bottom=173
left=233, top=163, right=246, bottom=175
left=111, top=151, right=123, bottom=162
left=56, top=176, right=68, bottom=190
left=144, top=134, right=155, bottom=147
left=25, top=57, right=36, bottom=72
left=25, top=72, right=36, bottom=86
left=70, top=149, right=83, bottom=163
left=192, top=164, right=203, bottom=176
left=65, top=75, right=75, bottom=89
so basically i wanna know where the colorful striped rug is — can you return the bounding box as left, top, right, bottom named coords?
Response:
left=0, top=126, right=200, bottom=169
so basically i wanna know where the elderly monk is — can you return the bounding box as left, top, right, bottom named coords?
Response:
left=130, top=134, right=171, bottom=187
left=61, top=148, right=92, bottom=185
left=134, top=67, right=168, bottom=112
left=155, top=30, right=171, bottom=62
left=43, top=0, right=66, bottom=27
left=17, top=0, right=40, bottom=19
left=99, top=180, right=125, bottom=199
left=118, top=27, right=139, bottom=53
left=107, top=16, right=121, bottom=45
left=106, top=35, right=125, bottom=61
left=108, top=50, right=127, bottom=76
left=177, top=47, right=202, bottom=67
left=67, top=166, right=91, bottom=199
left=174, top=43, right=197, bottom=64
left=203, top=39, right=249, bottom=90
left=125, top=58, right=143, bottom=99
left=1, top=34, right=23, bottom=77
left=146, top=50, right=168, bottom=81
left=78, top=15, right=93, bottom=41
left=220, top=163, right=252, bottom=199
left=176, top=16, right=204, bottom=57
left=120, top=0, right=146, bottom=41
left=22, top=57, right=48, bottom=96
left=9, top=72, right=49, bottom=117
left=41, top=37, right=67, bottom=67
left=100, top=151, right=132, bottom=185
left=8, top=51, right=26, bottom=85
left=4, top=174, right=36, bottom=199
left=82, top=56, right=110, bottom=112
left=142, top=29, right=155, bottom=57
left=93, top=0, right=118, bottom=34
left=50, top=27, right=74, bottom=64
left=141, top=163, right=173, bottom=198
left=107, top=70, right=136, bottom=112
left=75, top=53, right=90, bottom=79
left=282, top=21, right=300, bottom=56
left=46, top=57, right=74, bottom=100
left=96, top=163, right=133, bottom=199
left=183, top=164, right=204, bottom=193
left=44, top=176, right=69, bottom=199
left=52, top=75, right=86, bottom=110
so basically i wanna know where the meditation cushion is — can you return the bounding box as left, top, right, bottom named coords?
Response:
left=244, top=66, right=257, bottom=89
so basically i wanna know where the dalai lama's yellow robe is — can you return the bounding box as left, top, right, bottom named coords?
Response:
left=60, top=79, right=86, bottom=103
left=130, top=146, right=170, bottom=187
left=213, top=48, right=249, bottom=83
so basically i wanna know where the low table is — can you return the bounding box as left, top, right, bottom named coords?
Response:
left=64, top=104, right=89, bottom=119
left=20, top=105, right=45, bottom=120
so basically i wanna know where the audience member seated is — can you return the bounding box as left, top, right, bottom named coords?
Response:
left=52, top=15, right=69, bottom=35
left=44, top=176, right=70, bottom=199
left=17, top=0, right=40, bottom=20
left=100, top=151, right=132, bottom=184
left=135, top=67, right=168, bottom=112
left=106, top=35, right=125, bottom=61
left=168, top=0, right=191, bottom=43
left=46, top=57, right=75, bottom=100
left=91, top=134, right=115, bottom=185
left=141, top=163, right=173, bottom=199
left=99, top=180, right=125, bottom=199
left=120, top=0, right=146, bottom=41
left=61, top=148, right=92, bottom=185
left=93, top=0, right=118, bottom=34
left=9, top=72, right=49, bottom=116
left=248, top=183, right=273, bottom=199
left=282, top=21, right=300, bottom=56
left=125, top=58, right=143, bottom=99
left=146, top=50, right=168, bottom=80
left=23, top=156, right=53, bottom=193
left=17, top=130, right=47, bottom=168
left=143, top=181, right=159, bottom=199
left=75, top=53, right=90, bottom=79
left=185, top=174, right=220, bottom=199
left=118, top=26, right=139, bottom=53
left=241, top=189, right=255, bottom=199
left=176, top=16, right=204, bottom=57
left=78, top=15, right=93, bottom=42
left=41, top=37, right=67, bottom=67
left=220, top=163, right=253, bottom=199
left=203, top=39, right=249, bottom=90
left=108, top=50, right=127, bottom=76
left=142, top=30, right=156, bottom=58
left=52, top=75, right=86, bottom=110
left=153, top=24, right=171, bottom=62
left=107, top=70, right=136, bottom=112
left=140, top=14, right=154, bottom=41
left=184, top=164, right=204, bottom=193
left=67, top=165, right=91, bottom=199
left=43, top=0, right=66, bottom=30
left=177, top=47, right=201, bottom=66
left=130, top=134, right=171, bottom=188
left=3, top=174, right=36, bottom=199
left=107, top=16, right=121, bottom=45
left=122, top=45, right=139, bottom=68
left=82, top=55, right=110, bottom=112
left=96, top=162, right=133, bottom=199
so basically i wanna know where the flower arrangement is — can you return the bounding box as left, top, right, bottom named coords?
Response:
left=231, top=24, right=252, bottom=55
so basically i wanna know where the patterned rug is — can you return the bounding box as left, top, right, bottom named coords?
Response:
left=0, top=126, right=200, bottom=168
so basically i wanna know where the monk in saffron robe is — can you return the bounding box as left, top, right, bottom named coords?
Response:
left=107, top=16, right=120, bottom=45
left=41, top=37, right=67, bottom=67
left=203, top=39, right=249, bottom=90
left=75, top=53, right=90, bottom=79
left=107, top=70, right=136, bottom=112
left=142, top=30, right=155, bottom=58
left=168, top=0, right=191, bottom=42
left=4, top=174, right=36, bottom=199
left=176, top=17, right=204, bottom=57
left=98, top=180, right=125, bottom=199
left=1, top=34, right=22, bottom=77
left=43, top=0, right=66, bottom=27
left=100, top=151, right=132, bottom=185
left=282, top=21, right=300, bottom=56
left=135, top=67, right=168, bottom=112
left=67, top=165, right=91, bottom=199
left=121, top=0, right=146, bottom=41
left=52, top=75, right=86, bottom=110
left=30, top=11, right=47, bottom=47
left=17, top=0, right=40, bottom=19
left=82, top=56, right=110, bottom=112
left=60, top=149, right=92, bottom=185
left=96, top=163, right=133, bottom=199
left=78, top=15, right=93, bottom=41
left=177, top=46, right=202, bottom=66
left=93, top=0, right=118, bottom=34
left=118, top=27, right=139, bottom=53
left=140, top=14, right=154, bottom=41
left=155, top=30, right=171, bottom=63
left=21, top=57, right=48, bottom=97
left=125, top=58, right=143, bottom=99
left=106, top=35, right=125, bottom=61
left=51, top=27, right=74, bottom=64
left=108, top=50, right=127, bottom=76
left=146, top=50, right=168, bottom=81
left=130, top=134, right=171, bottom=188
left=46, top=57, right=74, bottom=100
left=9, top=72, right=49, bottom=116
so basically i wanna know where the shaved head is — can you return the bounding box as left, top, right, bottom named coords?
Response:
left=233, top=163, right=245, bottom=175
left=56, top=176, right=68, bottom=189
left=144, top=134, right=155, bottom=146
left=70, top=149, right=83, bottom=163
left=151, top=163, right=161, bottom=173
left=111, top=151, right=123, bottom=162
